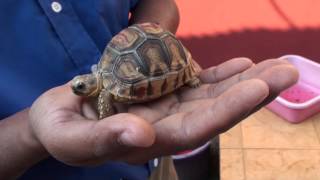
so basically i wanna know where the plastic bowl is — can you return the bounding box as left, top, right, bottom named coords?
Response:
left=266, top=55, right=320, bottom=123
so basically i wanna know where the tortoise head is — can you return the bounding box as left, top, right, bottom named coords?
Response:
left=71, top=73, right=102, bottom=97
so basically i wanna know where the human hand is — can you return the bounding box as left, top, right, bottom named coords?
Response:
left=29, top=58, right=298, bottom=166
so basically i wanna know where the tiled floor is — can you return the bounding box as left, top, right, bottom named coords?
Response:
left=220, top=108, right=320, bottom=180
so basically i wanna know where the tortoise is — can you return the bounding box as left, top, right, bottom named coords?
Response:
left=71, top=23, right=201, bottom=119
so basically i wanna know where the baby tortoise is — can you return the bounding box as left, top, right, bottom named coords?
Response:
left=71, top=23, right=201, bottom=119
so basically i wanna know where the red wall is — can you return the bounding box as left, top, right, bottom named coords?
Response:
left=175, top=0, right=320, bottom=67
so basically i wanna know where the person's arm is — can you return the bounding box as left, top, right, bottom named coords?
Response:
left=0, top=109, right=48, bottom=179
left=130, top=0, right=180, bottom=33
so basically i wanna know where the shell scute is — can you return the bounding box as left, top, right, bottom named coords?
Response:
left=162, top=34, right=188, bottom=71
left=99, top=49, right=118, bottom=73
left=137, top=39, right=170, bottom=76
left=109, top=28, right=144, bottom=52
left=115, top=54, right=145, bottom=82
left=98, top=23, right=198, bottom=101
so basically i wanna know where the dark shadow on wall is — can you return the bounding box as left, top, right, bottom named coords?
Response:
left=179, top=28, right=320, bottom=68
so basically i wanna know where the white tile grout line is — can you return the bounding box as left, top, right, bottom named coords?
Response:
left=240, top=122, right=247, bottom=180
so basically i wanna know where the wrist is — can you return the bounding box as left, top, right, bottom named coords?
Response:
left=24, top=109, right=49, bottom=159
left=0, top=109, right=48, bottom=179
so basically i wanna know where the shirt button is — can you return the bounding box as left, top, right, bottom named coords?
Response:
left=51, top=2, right=62, bottom=13
left=153, top=158, right=159, bottom=167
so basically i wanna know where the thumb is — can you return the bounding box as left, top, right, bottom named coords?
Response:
left=94, top=113, right=156, bottom=156
left=37, top=113, right=155, bottom=166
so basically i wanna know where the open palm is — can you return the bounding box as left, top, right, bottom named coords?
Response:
left=29, top=58, right=298, bottom=165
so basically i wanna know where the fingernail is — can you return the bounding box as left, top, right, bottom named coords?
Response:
left=118, top=131, right=152, bottom=148
left=118, top=132, right=138, bottom=147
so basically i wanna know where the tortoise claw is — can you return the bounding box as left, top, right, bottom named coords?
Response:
left=187, top=77, right=201, bottom=88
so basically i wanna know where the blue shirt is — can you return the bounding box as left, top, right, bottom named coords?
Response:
left=0, top=0, right=156, bottom=179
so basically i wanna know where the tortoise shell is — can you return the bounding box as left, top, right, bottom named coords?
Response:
left=97, top=23, right=199, bottom=102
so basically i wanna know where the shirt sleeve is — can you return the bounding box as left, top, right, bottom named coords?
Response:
left=130, top=0, right=140, bottom=10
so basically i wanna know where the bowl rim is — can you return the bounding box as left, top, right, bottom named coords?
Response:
left=274, top=55, right=320, bottom=109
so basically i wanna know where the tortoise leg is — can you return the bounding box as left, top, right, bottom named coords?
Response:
left=187, top=77, right=201, bottom=88
left=98, top=89, right=115, bottom=119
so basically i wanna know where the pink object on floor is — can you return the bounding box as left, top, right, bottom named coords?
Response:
left=266, top=55, right=320, bottom=123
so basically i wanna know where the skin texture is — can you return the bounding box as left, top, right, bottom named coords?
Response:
left=0, top=57, right=299, bottom=179
left=30, top=57, right=299, bottom=165
left=0, top=109, right=48, bottom=179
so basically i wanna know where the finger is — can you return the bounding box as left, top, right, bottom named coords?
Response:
left=171, top=79, right=269, bottom=149
left=257, top=64, right=299, bottom=94
left=251, top=64, right=299, bottom=110
left=178, top=59, right=296, bottom=102
left=122, top=79, right=269, bottom=163
left=168, top=98, right=213, bottom=114
left=174, top=64, right=298, bottom=114
left=128, top=104, right=165, bottom=124
left=36, top=83, right=98, bottom=120
left=177, top=57, right=254, bottom=102
left=206, top=63, right=298, bottom=102
left=35, top=112, right=155, bottom=166
left=125, top=93, right=181, bottom=125
left=200, top=57, right=253, bottom=83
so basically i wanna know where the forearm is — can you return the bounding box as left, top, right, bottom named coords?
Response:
left=130, top=0, right=180, bottom=33
left=0, top=109, right=48, bottom=179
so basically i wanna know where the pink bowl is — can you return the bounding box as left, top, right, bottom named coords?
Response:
left=266, top=55, right=320, bottom=123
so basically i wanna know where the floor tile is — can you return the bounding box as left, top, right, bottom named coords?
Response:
left=220, top=149, right=245, bottom=180
left=244, top=149, right=320, bottom=180
left=242, top=108, right=320, bottom=149
left=220, top=124, right=242, bottom=149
